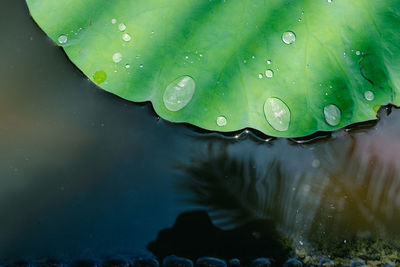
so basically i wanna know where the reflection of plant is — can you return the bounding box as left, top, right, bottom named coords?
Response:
left=177, top=135, right=400, bottom=264
left=177, top=143, right=293, bottom=228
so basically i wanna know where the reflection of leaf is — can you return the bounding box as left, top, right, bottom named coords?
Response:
left=27, top=0, right=400, bottom=137
left=177, top=143, right=307, bottom=229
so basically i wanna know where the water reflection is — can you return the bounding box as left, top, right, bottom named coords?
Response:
left=178, top=107, right=400, bottom=264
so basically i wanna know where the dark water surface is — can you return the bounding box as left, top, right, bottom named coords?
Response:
left=1, top=1, right=400, bottom=265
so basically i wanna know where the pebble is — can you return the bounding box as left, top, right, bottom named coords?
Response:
left=163, top=255, right=193, bottom=267
left=196, top=257, right=227, bottom=267
left=132, top=258, right=159, bottom=267
left=283, top=258, right=303, bottom=267
left=250, top=258, right=272, bottom=267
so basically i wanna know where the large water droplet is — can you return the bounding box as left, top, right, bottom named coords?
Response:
left=324, top=104, right=341, bottom=126
left=216, top=116, right=227, bottom=127
left=263, top=97, right=291, bottom=131
left=58, top=35, right=68, bottom=44
left=282, top=31, right=296, bottom=45
left=163, top=76, right=196, bottom=112
left=112, top=52, right=122, bottom=63
left=364, top=90, right=374, bottom=101
left=93, top=71, right=107, bottom=84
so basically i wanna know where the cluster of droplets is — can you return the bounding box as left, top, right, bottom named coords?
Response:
left=257, top=30, right=296, bottom=79
left=84, top=16, right=375, bottom=133
left=109, top=18, right=138, bottom=71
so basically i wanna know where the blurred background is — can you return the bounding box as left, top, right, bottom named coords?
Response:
left=1, top=1, right=400, bottom=265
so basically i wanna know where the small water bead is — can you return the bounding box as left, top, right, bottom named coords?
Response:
left=122, top=33, right=131, bottom=42
left=163, top=76, right=196, bottom=112
left=282, top=31, right=296, bottom=45
left=267, top=60, right=272, bottom=64
left=216, top=116, right=227, bottom=127
left=112, top=52, right=123, bottom=63
left=356, top=50, right=361, bottom=56
left=324, top=104, right=341, bottom=126
left=118, top=23, right=126, bottom=32
left=258, top=73, right=263, bottom=79
left=125, top=64, right=131, bottom=69
left=58, top=35, right=68, bottom=44
left=111, top=19, right=117, bottom=24
left=265, top=69, right=274, bottom=78
left=139, top=64, right=144, bottom=69
left=263, top=97, right=291, bottom=132
left=328, top=0, right=333, bottom=3
left=364, top=90, right=375, bottom=101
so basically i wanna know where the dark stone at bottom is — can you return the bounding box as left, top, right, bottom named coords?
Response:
left=163, top=255, right=193, bottom=267
left=34, top=260, right=64, bottom=267
left=318, top=257, right=334, bottom=267
left=228, top=259, right=240, bottom=267
left=101, top=259, right=130, bottom=267
left=250, top=258, right=272, bottom=267
left=132, top=258, right=159, bottom=267
left=196, top=257, right=227, bottom=267
left=349, top=259, right=366, bottom=267
left=70, top=260, right=99, bottom=267
left=283, top=258, right=303, bottom=267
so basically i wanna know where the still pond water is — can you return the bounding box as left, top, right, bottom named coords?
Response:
left=1, top=1, right=400, bottom=266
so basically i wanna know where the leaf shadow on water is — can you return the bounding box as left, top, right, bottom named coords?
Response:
left=151, top=107, right=400, bottom=265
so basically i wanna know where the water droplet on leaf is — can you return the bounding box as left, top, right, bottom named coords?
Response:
left=58, top=35, right=68, bottom=44
left=282, top=31, right=296, bottom=45
left=364, top=90, right=374, bottom=101
left=216, top=116, right=227, bottom=127
left=324, top=104, right=341, bottom=126
left=112, top=52, right=122, bottom=63
left=122, top=33, right=131, bottom=42
left=163, top=76, right=196, bottom=112
left=265, top=69, right=274, bottom=78
left=118, top=23, right=126, bottom=32
left=264, top=97, right=291, bottom=131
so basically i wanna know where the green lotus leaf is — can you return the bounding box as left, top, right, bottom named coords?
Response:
left=26, top=0, right=400, bottom=137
